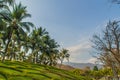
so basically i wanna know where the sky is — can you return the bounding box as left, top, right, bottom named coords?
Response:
left=17, top=0, right=120, bottom=63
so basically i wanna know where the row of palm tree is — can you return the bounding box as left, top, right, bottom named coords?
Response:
left=0, top=0, right=70, bottom=66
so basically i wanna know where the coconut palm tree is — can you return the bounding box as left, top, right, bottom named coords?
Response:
left=59, top=48, right=69, bottom=68
left=47, top=39, right=59, bottom=66
left=0, top=3, right=34, bottom=62
left=9, top=32, right=22, bottom=61
left=39, top=35, right=59, bottom=66
left=28, top=27, right=48, bottom=63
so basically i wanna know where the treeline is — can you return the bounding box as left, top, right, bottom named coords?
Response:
left=0, top=0, right=69, bottom=66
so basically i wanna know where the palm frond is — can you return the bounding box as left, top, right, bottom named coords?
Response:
left=0, top=10, right=11, bottom=21
left=0, top=0, right=14, bottom=9
left=20, top=13, right=31, bottom=21
left=12, top=3, right=27, bottom=20
left=20, top=22, right=30, bottom=32
left=18, top=27, right=26, bottom=35
left=4, top=0, right=15, bottom=5
left=20, top=22, right=34, bottom=32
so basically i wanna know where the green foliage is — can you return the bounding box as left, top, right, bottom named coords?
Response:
left=93, top=65, right=98, bottom=71
left=90, top=70, right=104, bottom=80
left=71, top=69, right=82, bottom=75
left=71, top=69, right=93, bottom=80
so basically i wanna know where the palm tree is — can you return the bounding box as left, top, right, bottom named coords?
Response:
left=39, top=35, right=59, bottom=66
left=0, top=3, right=34, bottom=62
left=59, top=48, right=70, bottom=68
left=47, top=39, right=59, bottom=66
left=29, top=27, right=48, bottom=63
left=49, top=50, right=59, bottom=66
left=9, top=32, right=22, bottom=61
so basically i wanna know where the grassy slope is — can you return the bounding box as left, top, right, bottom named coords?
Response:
left=0, top=61, right=87, bottom=80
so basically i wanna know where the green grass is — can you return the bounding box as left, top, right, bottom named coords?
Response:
left=0, top=61, right=88, bottom=80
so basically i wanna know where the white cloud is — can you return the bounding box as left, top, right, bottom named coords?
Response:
left=87, top=58, right=97, bottom=64
left=66, top=38, right=94, bottom=63
left=67, top=40, right=92, bottom=53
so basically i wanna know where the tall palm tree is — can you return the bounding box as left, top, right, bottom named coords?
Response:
left=9, top=32, right=22, bottom=61
left=39, top=35, right=59, bottom=66
left=59, top=48, right=69, bottom=68
left=47, top=39, right=59, bottom=66
left=29, top=27, right=48, bottom=63
left=19, top=33, right=30, bottom=61
left=0, top=3, right=34, bottom=62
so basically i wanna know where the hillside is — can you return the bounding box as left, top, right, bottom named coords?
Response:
left=56, top=64, right=75, bottom=70
left=0, top=61, right=87, bottom=80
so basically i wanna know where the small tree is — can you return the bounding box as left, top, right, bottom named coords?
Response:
left=59, top=48, right=70, bottom=68
left=93, top=65, right=98, bottom=71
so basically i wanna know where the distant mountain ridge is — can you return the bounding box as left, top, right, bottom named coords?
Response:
left=56, top=64, right=75, bottom=70
left=63, top=62, right=102, bottom=69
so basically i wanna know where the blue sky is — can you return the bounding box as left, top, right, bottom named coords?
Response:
left=17, top=0, right=120, bottom=63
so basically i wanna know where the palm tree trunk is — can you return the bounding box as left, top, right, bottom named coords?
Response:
left=34, top=54, right=36, bottom=64
left=36, top=52, right=39, bottom=63
left=60, top=60, right=63, bottom=69
left=2, top=30, right=13, bottom=62
left=2, top=39, right=11, bottom=62
left=10, top=52, right=13, bottom=61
